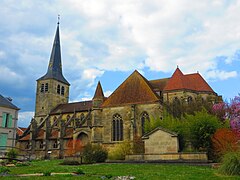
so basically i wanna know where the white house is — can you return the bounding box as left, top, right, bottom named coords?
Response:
left=0, top=94, right=19, bottom=154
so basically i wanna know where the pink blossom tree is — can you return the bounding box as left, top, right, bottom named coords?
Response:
left=212, top=95, right=240, bottom=138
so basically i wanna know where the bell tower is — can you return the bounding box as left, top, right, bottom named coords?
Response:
left=35, top=20, right=70, bottom=123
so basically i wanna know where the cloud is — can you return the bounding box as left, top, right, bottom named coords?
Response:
left=18, top=111, right=34, bottom=127
left=206, top=70, right=237, bottom=81
left=0, top=0, right=240, bottom=115
left=104, top=90, right=112, bottom=97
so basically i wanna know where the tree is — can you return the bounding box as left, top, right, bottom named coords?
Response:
left=212, top=95, right=240, bottom=138
left=184, top=109, right=223, bottom=153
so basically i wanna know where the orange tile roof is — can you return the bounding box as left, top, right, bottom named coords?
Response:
left=16, top=127, right=27, bottom=136
left=164, top=68, right=214, bottom=93
left=19, top=133, right=30, bottom=141
left=102, top=70, right=159, bottom=107
left=93, top=81, right=104, bottom=100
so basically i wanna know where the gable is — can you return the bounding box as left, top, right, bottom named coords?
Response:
left=102, top=70, right=159, bottom=107
left=164, top=68, right=214, bottom=93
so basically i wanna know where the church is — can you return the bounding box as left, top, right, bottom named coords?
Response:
left=17, top=23, right=222, bottom=159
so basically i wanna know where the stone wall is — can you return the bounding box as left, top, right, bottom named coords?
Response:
left=101, top=102, right=162, bottom=147
left=143, top=129, right=178, bottom=154
left=126, top=152, right=208, bottom=161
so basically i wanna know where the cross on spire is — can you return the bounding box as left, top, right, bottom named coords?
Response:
left=57, top=14, right=60, bottom=25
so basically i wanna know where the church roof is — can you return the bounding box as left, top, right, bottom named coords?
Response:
left=0, top=94, right=19, bottom=110
left=50, top=101, right=92, bottom=115
left=149, top=78, right=170, bottom=92
left=102, top=70, right=159, bottom=107
left=164, top=67, right=214, bottom=93
left=93, top=81, right=104, bottom=100
left=37, top=23, right=70, bottom=85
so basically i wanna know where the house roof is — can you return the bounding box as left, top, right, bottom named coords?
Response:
left=50, top=101, right=92, bottom=115
left=102, top=70, right=159, bottom=107
left=37, top=23, right=70, bottom=85
left=93, top=81, right=104, bottom=100
left=16, top=127, right=27, bottom=136
left=0, top=94, right=19, bottom=110
left=19, top=133, right=30, bottom=141
left=142, top=127, right=178, bottom=140
left=164, top=68, right=214, bottom=93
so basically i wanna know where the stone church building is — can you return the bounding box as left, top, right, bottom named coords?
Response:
left=17, top=23, right=221, bottom=158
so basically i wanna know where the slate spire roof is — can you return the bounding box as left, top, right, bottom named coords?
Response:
left=102, top=70, right=159, bottom=107
left=93, top=81, right=104, bottom=100
left=38, top=22, right=70, bottom=85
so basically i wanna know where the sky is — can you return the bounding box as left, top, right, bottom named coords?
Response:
left=0, top=0, right=240, bottom=127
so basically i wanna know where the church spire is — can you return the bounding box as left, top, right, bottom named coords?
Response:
left=38, top=19, right=70, bottom=85
left=93, top=81, right=104, bottom=100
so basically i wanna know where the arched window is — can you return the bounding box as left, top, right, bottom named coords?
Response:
left=141, top=112, right=149, bottom=135
left=53, top=140, right=58, bottom=148
left=40, top=84, right=44, bottom=92
left=187, top=96, right=193, bottom=104
left=75, top=113, right=85, bottom=128
left=57, top=85, right=60, bottom=94
left=53, top=116, right=58, bottom=126
left=61, top=86, right=65, bottom=95
left=45, top=83, right=48, bottom=92
left=39, top=141, right=44, bottom=149
left=112, top=114, right=123, bottom=141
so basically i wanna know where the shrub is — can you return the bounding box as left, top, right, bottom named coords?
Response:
left=92, top=145, right=108, bottom=163
left=218, top=151, right=240, bottom=176
left=43, top=170, right=52, bottom=176
left=60, top=160, right=80, bottom=165
left=0, top=167, right=10, bottom=175
left=82, top=143, right=108, bottom=163
left=108, top=141, right=132, bottom=160
left=6, top=149, right=18, bottom=161
left=184, top=110, right=222, bottom=152
left=212, top=128, right=239, bottom=159
left=75, top=168, right=85, bottom=175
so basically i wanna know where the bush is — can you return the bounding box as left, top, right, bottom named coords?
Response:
left=218, top=151, right=240, bottom=176
left=60, top=160, right=80, bottom=165
left=0, top=167, right=10, bottom=175
left=184, top=110, right=222, bottom=151
left=82, top=144, right=108, bottom=163
left=75, top=168, right=85, bottom=175
left=212, top=128, right=239, bottom=160
left=108, top=141, right=132, bottom=160
left=6, top=149, right=18, bottom=161
left=43, top=170, right=52, bottom=176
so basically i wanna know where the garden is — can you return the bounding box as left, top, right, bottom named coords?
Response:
left=0, top=159, right=240, bottom=179
left=1, top=95, right=240, bottom=179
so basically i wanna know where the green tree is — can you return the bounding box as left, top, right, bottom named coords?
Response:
left=184, top=109, right=224, bottom=154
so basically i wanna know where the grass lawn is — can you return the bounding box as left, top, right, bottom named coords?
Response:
left=1, top=160, right=240, bottom=179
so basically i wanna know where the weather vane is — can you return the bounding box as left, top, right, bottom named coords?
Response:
left=57, top=14, right=60, bottom=25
